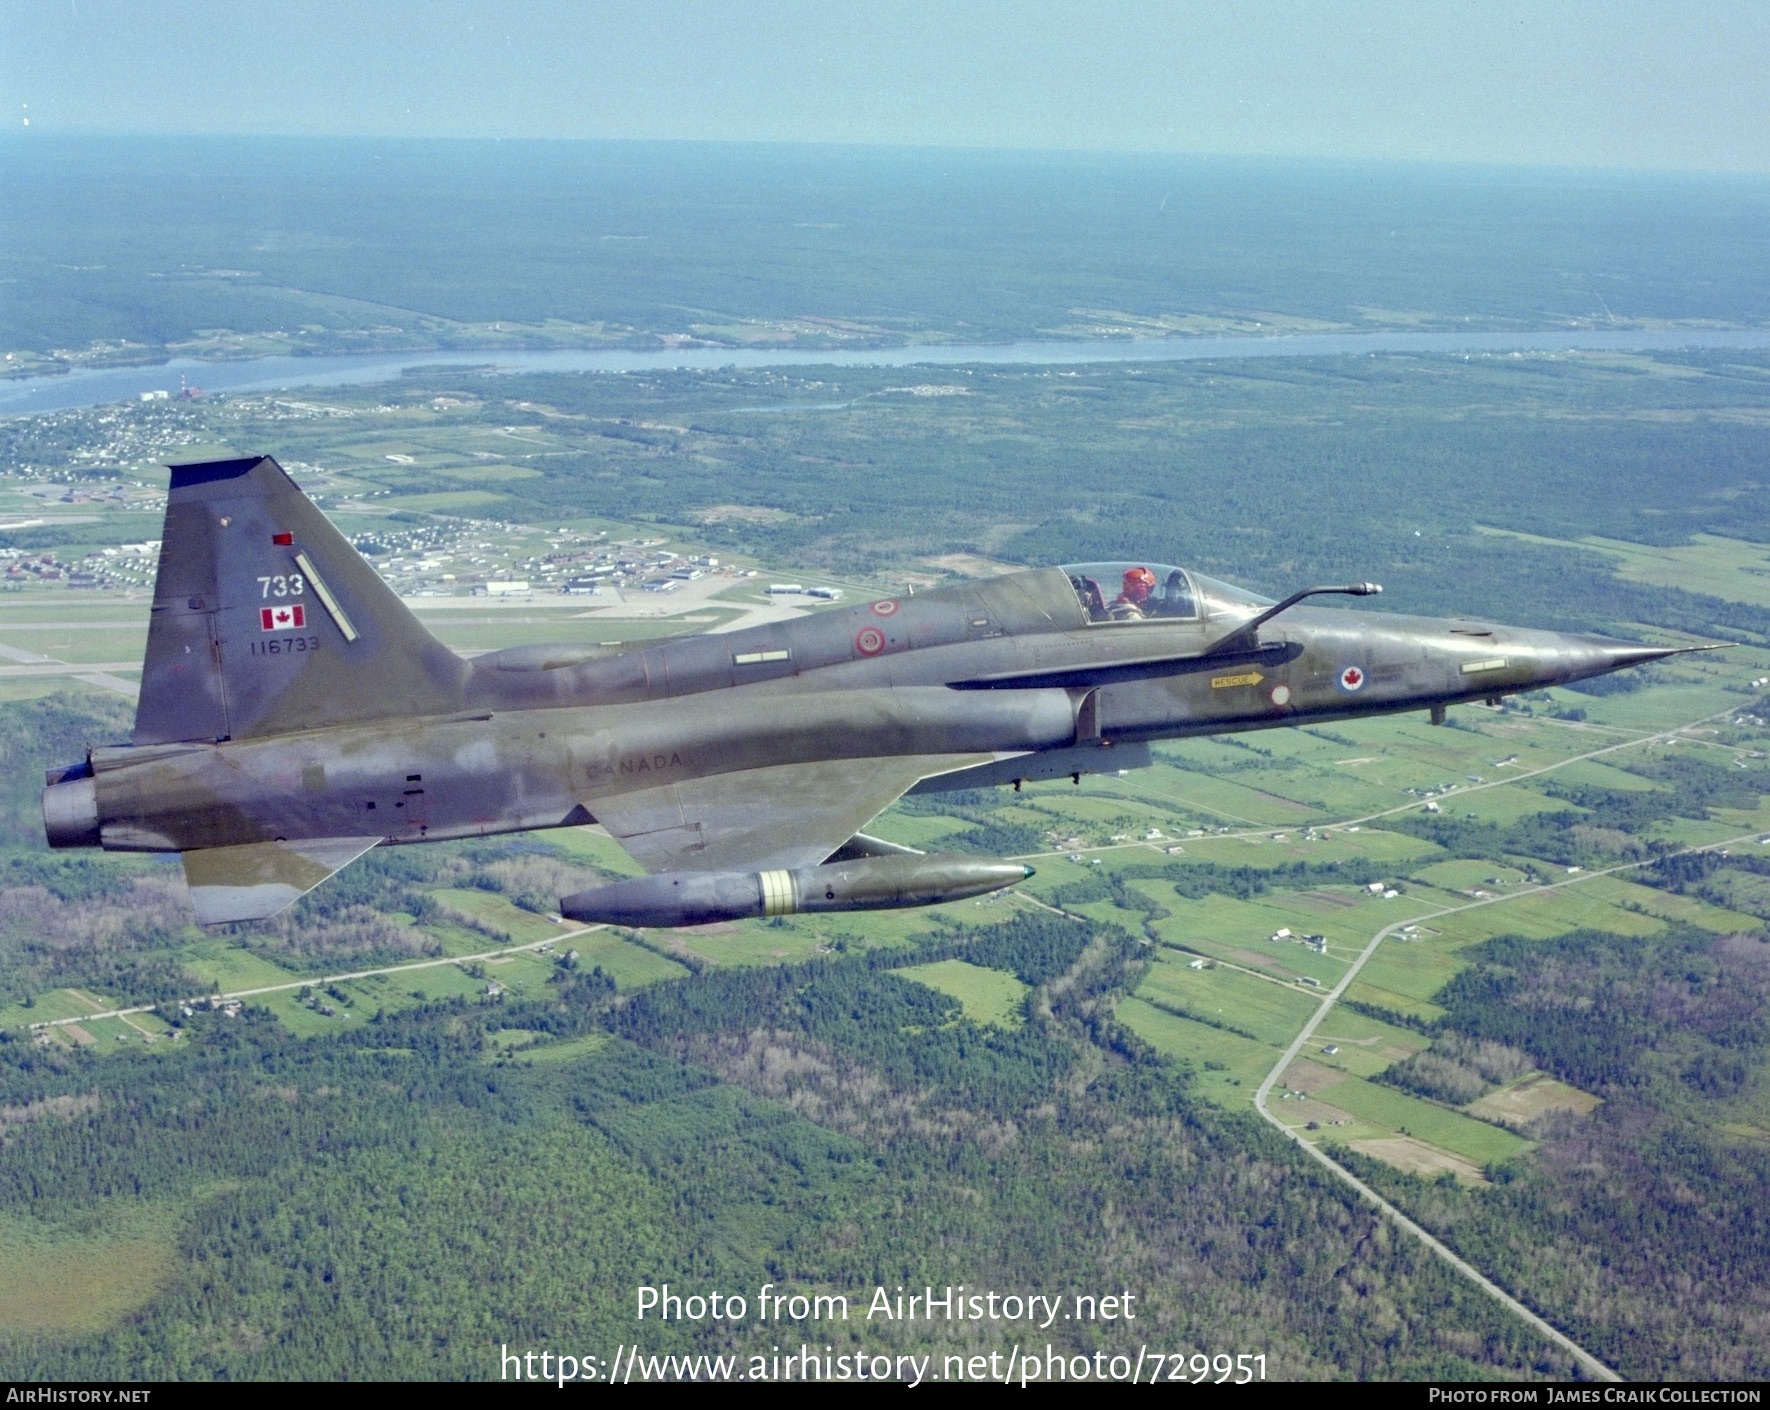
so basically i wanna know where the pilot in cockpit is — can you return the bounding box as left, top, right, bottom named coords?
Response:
left=1150, top=568, right=1197, bottom=618
left=1109, top=566, right=1157, bottom=619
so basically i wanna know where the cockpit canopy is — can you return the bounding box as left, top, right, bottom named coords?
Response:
left=1061, top=562, right=1274, bottom=625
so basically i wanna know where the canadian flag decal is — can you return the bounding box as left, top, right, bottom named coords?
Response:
left=261, top=604, right=307, bottom=631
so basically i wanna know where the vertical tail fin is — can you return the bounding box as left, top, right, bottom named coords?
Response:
left=135, top=456, right=468, bottom=744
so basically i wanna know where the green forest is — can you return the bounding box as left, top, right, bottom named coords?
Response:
left=0, top=340, right=1768, bottom=1379
left=13, top=347, right=1770, bottom=639
left=8, top=139, right=1767, bottom=363
left=0, top=896, right=1578, bottom=1380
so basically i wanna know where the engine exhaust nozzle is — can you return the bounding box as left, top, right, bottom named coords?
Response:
left=42, top=773, right=100, bottom=849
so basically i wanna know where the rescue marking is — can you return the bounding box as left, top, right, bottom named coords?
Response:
left=1338, top=665, right=1366, bottom=692
left=1211, top=671, right=1264, bottom=689
left=870, top=599, right=900, bottom=617
left=260, top=604, right=307, bottom=632
left=855, top=626, right=886, bottom=656
left=1460, top=657, right=1508, bottom=675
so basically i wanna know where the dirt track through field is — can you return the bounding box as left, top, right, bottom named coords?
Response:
left=1243, top=699, right=1761, bottom=1384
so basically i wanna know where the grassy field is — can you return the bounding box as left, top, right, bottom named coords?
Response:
left=506, top=1031, right=611, bottom=1065
left=0, top=987, right=120, bottom=1028
left=3, top=376, right=1769, bottom=1202
left=893, top=958, right=1029, bottom=1027
left=0, top=1205, right=176, bottom=1336
left=429, top=888, right=572, bottom=944
left=1467, top=1075, right=1602, bottom=1130
left=1316, top=1075, right=1530, bottom=1167
left=1116, top=997, right=1278, bottom=1103
left=1479, top=526, right=1770, bottom=611
left=555, top=934, right=684, bottom=988
left=177, top=941, right=305, bottom=994
left=0, top=632, right=1757, bottom=1185
left=1134, top=955, right=1319, bottom=1046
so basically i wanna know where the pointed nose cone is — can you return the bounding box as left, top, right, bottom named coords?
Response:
left=1551, top=636, right=1727, bottom=688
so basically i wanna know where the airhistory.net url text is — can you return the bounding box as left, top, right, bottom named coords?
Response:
left=501, top=1344, right=1268, bottom=1385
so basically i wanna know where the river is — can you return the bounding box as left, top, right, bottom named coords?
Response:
left=5, top=327, right=1770, bottom=417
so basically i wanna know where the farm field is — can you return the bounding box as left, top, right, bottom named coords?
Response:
left=893, top=958, right=1029, bottom=1027
left=0, top=1204, right=177, bottom=1336
left=2, top=340, right=1770, bottom=1379
left=6, top=620, right=1764, bottom=1188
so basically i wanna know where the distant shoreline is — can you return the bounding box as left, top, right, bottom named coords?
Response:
left=7, top=327, right=1770, bottom=418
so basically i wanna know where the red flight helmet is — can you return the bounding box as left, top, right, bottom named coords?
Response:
left=1121, top=566, right=1157, bottom=603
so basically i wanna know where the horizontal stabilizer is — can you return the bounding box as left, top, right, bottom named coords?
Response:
left=182, top=836, right=381, bottom=926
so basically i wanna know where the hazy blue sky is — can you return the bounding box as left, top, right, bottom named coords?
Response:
left=4, top=0, right=1767, bottom=171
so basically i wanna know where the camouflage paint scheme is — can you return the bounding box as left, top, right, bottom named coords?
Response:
left=41, top=458, right=1704, bottom=926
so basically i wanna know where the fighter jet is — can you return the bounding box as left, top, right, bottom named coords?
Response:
left=41, top=456, right=1712, bottom=928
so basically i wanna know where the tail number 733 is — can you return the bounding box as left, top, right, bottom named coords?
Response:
left=258, top=574, right=306, bottom=598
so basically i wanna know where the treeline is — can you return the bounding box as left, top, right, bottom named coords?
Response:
left=1337, top=923, right=1770, bottom=1381
left=1542, top=751, right=1765, bottom=826
left=399, top=352, right=1770, bottom=641
left=1432, top=926, right=1767, bottom=1095
left=1647, top=843, right=1770, bottom=923
left=609, top=914, right=1115, bottom=1118
left=1052, top=856, right=1406, bottom=912
left=891, top=789, right=1052, bottom=857
left=0, top=912, right=1574, bottom=1380
left=1378, top=1034, right=1535, bottom=1106
left=1386, top=748, right=1770, bottom=873
left=1389, top=811, right=1630, bottom=871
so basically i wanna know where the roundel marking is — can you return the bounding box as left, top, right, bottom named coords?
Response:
left=870, top=599, right=900, bottom=617
left=1338, top=665, right=1366, bottom=692
left=1270, top=684, right=1292, bottom=706
left=855, top=626, right=887, bottom=656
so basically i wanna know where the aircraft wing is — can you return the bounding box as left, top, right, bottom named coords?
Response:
left=182, top=836, right=382, bottom=926
left=584, top=754, right=995, bottom=874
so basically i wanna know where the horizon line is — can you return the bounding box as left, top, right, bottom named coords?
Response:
left=3, top=129, right=1767, bottom=182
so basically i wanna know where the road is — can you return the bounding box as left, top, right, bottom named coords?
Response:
left=1027, top=699, right=1760, bottom=1382
left=1018, top=698, right=1755, bottom=864
left=28, top=923, right=607, bottom=1032
left=26, top=690, right=1761, bottom=1379
left=1106, top=700, right=1750, bottom=846
left=1235, top=694, right=1768, bottom=1382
